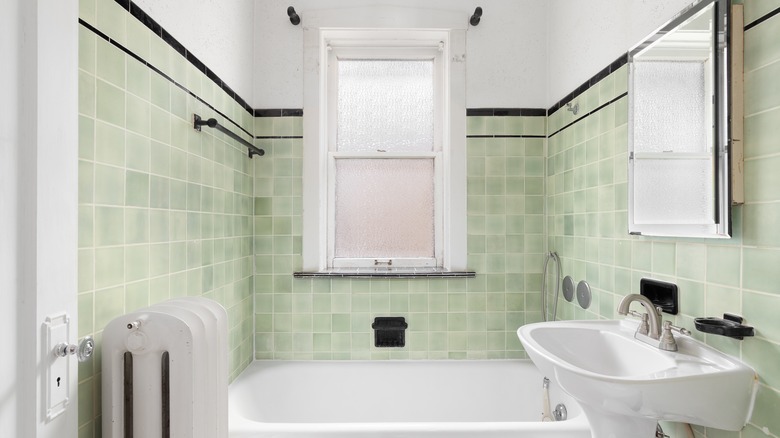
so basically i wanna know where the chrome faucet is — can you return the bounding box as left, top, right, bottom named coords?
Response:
left=617, top=294, right=662, bottom=340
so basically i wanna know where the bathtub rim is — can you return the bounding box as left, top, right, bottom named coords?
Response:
left=228, top=359, right=590, bottom=434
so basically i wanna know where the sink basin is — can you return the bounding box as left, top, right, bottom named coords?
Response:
left=518, top=319, right=757, bottom=438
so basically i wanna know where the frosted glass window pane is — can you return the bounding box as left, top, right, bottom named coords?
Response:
left=633, top=61, right=707, bottom=153
left=338, top=60, right=434, bottom=152
left=633, top=159, right=714, bottom=224
left=335, top=159, right=434, bottom=258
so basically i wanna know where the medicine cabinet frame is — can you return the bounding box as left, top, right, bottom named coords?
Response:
left=627, top=0, right=742, bottom=238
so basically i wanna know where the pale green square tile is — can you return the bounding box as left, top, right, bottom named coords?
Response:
left=77, top=291, right=93, bottom=337
left=149, top=176, right=169, bottom=209
left=125, top=133, right=150, bottom=172
left=704, top=284, right=741, bottom=317
left=149, top=72, right=170, bottom=111
left=676, top=243, right=705, bottom=281
left=745, top=156, right=780, bottom=203
left=150, top=107, right=171, bottom=143
left=78, top=160, right=94, bottom=204
left=677, top=279, right=705, bottom=317
left=745, top=107, right=780, bottom=159
left=744, top=337, right=780, bottom=389
left=170, top=87, right=187, bottom=121
left=743, top=291, right=780, bottom=341
left=94, top=165, right=124, bottom=206
left=505, top=117, right=523, bottom=135
left=466, top=116, right=486, bottom=136
left=652, top=242, right=675, bottom=276
left=125, top=208, right=149, bottom=245
left=79, top=72, right=96, bottom=117
left=743, top=247, right=780, bottom=294
left=124, top=13, right=150, bottom=61
left=743, top=202, right=780, bottom=247
left=125, top=93, right=150, bottom=136
left=632, top=241, right=651, bottom=271
left=95, top=79, right=125, bottom=127
left=149, top=243, right=169, bottom=277
left=706, top=246, right=741, bottom=287
left=79, top=206, right=93, bottom=248
left=524, top=117, right=546, bottom=136
left=125, top=245, right=149, bottom=282
left=95, top=121, right=125, bottom=166
left=744, top=60, right=780, bottom=116
left=79, top=27, right=96, bottom=74
left=125, top=170, right=149, bottom=207
left=94, top=247, right=124, bottom=289
left=125, top=281, right=149, bottom=312
left=169, top=147, right=187, bottom=181
left=486, top=116, right=505, bottom=135
left=96, top=0, right=126, bottom=43
left=95, top=38, right=124, bottom=87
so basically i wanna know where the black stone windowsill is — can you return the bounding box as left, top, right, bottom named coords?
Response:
left=294, top=268, right=476, bottom=279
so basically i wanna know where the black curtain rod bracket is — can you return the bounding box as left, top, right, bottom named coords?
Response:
left=288, top=6, right=301, bottom=25
left=470, top=7, right=483, bottom=26
left=193, top=114, right=265, bottom=158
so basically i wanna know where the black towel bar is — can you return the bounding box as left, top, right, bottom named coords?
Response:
left=193, top=114, right=265, bottom=158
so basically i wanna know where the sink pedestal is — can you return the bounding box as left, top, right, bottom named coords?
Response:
left=581, top=406, right=658, bottom=438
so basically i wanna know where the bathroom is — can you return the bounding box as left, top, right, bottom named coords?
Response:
left=2, top=0, right=779, bottom=436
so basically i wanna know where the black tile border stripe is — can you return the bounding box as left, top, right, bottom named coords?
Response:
left=114, top=0, right=255, bottom=115
left=745, top=5, right=780, bottom=31
left=466, top=108, right=546, bottom=117
left=466, top=135, right=546, bottom=139
left=254, top=109, right=304, bottom=117
left=548, top=92, right=628, bottom=139
left=255, top=136, right=304, bottom=140
left=79, top=18, right=254, bottom=140
left=547, top=54, right=628, bottom=115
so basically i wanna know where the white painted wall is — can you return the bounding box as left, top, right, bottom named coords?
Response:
left=1, top=0, right=79, bottom=436
left=0, top=0, right=22, bottom=432
left=133, top=0, right=255, bottom=103
left=546, top=0, right=694, bottom=105
left=253, top=0, right=548, bottom=109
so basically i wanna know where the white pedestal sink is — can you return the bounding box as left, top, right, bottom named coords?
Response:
left=518, top=319, right=757, bottom=438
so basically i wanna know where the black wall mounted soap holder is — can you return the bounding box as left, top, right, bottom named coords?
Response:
left=694, top=313, right=754, bottom=340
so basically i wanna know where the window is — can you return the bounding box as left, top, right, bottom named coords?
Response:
left=302, top=23, right=467, bottom=273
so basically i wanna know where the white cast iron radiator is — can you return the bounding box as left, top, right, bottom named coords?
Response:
left=102, top=297, right=228, bottom=438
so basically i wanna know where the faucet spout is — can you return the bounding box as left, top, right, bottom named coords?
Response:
left=617, top=294, right=662, bottom=339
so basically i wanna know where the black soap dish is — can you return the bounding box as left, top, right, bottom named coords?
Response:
left=693, top=313, right=754, bottom=340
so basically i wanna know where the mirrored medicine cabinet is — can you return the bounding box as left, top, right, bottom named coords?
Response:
left=628, top=0, right=743, bottom=238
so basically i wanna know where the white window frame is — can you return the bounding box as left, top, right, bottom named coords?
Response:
left=327, top=43, right=444, bottom=269
left=301, top=7, right=467, bottom=272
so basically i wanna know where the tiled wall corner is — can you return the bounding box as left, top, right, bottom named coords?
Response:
left=77, top=1, right=255, bottom=435
left=252, top=114, right=546, bottom=360
left=548, top=9, right=780, bottom=438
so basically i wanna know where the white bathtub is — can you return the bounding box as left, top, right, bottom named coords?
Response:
left=229, top=360, right=591, bottom=437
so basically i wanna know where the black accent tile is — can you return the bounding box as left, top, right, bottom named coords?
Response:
left=205, top=68, right=222, bottom=87
left=254, top=109, right=283, bottom=117
left=187, top=52, right=207, bottom=75
left=466, top=108, right=546, bottom=117
left=115, top=0, right=130, bottom=11
left=466, top=108, right=494, bottom=117
left=161, top=29, right=186, bottom=58
left=281, top=109, right=304, bottom=117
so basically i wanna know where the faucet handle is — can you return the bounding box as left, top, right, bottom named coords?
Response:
left=666, top=321, right=691, bottom=336
left=659, top=321, right=678, bottom=351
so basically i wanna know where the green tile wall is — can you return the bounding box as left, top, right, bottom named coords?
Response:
left=547, top=9, right=780, bottom=438
left=252, top=115, right=547, bottom=360
left=78, top=0, right=255, bottom=436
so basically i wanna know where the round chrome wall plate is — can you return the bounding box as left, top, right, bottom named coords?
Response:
left=577, top=280, right=592, bottom=309
left=562, top=276, right=575, bottom=302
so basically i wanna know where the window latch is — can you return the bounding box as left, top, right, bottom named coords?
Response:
left=374, top=259, right=393, bottom=266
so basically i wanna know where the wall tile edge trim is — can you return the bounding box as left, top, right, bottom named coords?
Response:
left=548, top=54, right=628, bottom=115
left=114, top=0, right=255, bottom=115
left=745, top=5, right=780, bottom=31
left=79, top=18, right=254, bottom=140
